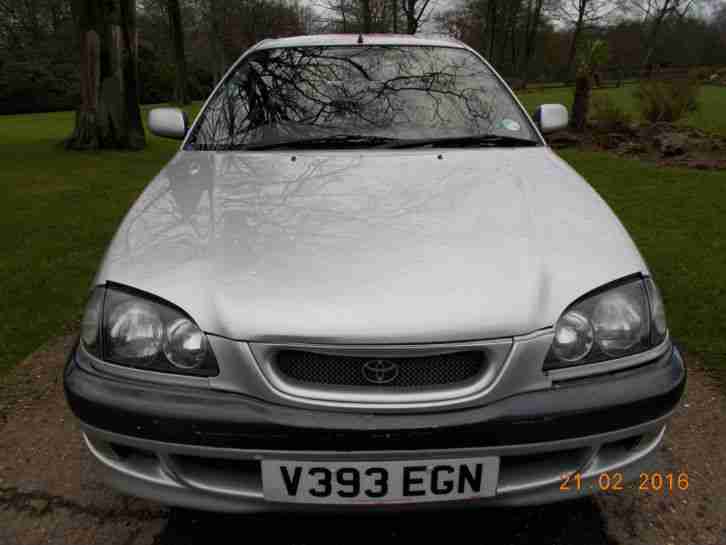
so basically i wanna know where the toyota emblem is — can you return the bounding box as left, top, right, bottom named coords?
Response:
left=362, top=359, right=400, bottom=385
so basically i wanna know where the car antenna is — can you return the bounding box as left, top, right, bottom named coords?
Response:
left=357, top=34, right=364, bottom=44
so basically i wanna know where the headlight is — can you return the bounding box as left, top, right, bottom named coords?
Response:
left=545, top=276, right=668, bottom=370
left=80, top=287, right=104, bottom=357
left=645, top=277, right=667, bottom=345
left=551, top=311, right=593, bottom=362
left=591, top=291, right=645, bottom=357
left=79, top=284, right=218, bottom=376
left=164, top=318, right=209, bottom=369
left=107, top=300, right=164, bottom=365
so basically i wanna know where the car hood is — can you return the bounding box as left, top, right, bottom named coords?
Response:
left=95, top=148, right=646, bottom=343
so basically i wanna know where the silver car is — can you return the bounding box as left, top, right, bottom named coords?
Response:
left=64, top=34, right=685, bottom=512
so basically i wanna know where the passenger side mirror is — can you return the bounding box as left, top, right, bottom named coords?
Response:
left=148, top=107, right=189, bottom=140
left=533, top=104, right=569, bottom=134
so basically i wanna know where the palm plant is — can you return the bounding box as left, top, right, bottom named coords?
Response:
left=571, top=39, right=609, bottom=132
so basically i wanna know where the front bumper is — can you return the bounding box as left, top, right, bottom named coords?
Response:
left=64, top=344, right=686, bottom=512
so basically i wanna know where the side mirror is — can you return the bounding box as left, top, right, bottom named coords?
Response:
left=148, top=107, right=188, bottom=140
left=533, top=104, right=569, bottom=134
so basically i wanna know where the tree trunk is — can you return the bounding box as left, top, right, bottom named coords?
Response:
left=27, top=0, right=43, bottom=43
left=392, top=0, right=398, bottom=32
left=66, top=0, right=145, bottom=150
left=487, top=0, right=498, bottom=63
left=167, top=0, right=189, bottom=104
left=571, top=73, right=591, bottom=132
left=509, top=14, right=519, bottom=71
left=566, top=3, right=586, bottom=78
left=208, top=0, right=226, bottom=83
left=566, top=28, right=581, bottom=79
left=340, top=0, right=348, bottom=31
left=502, top=1, right=521, bottom=72
left=405, top=0, right=415, bottom=33
left=50, top=2, right=62, bottom=34
left=521, top=0, right=543, bottom=88
left=642, top=5, right=671, bottom=73
left=118, top=0, right=144, bottom=146
left=361, top=0, right=372, bottom=32
left=497, top=6, right=510, bottom=67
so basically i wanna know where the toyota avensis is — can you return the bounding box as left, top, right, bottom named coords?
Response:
left=64, top=34, right=685, bottom=512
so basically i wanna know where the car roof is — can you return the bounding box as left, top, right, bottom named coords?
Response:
left=251, top=34, right=470, bottom=51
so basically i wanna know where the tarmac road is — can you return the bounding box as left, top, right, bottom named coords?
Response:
left=1, top=336, right=724, bottom=545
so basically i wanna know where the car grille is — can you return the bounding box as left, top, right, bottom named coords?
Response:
left=274, top=350, right=485, bottom=390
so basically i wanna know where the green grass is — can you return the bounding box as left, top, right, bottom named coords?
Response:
left=559, top=150, right=726, bottom=367
left=1, top=90, right=725, bottom=374
left=518, top=83, right=726, bottom=136
left=0, top=104, right=199, bottom=374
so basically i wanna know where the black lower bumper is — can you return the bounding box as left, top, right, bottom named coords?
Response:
left=64, top=345, right=686, bottom=451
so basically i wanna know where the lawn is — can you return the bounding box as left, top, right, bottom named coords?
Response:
left=1, top=89, right=725, bottom=374
left=518, top=83, right=726, bottom=137
left=0, top=105, right=198, bottom=375
left=559, top=150, right=726, bottom=368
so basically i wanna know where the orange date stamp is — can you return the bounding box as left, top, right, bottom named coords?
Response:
left=560, top=471, right=689, bottom=493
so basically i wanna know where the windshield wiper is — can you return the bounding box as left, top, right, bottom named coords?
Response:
left=382, top=134, right=540, bottom=149
left=240, top=135, right=403, bottom=151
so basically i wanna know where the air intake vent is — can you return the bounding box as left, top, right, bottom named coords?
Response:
left=274, top=350, right=485, bottom=391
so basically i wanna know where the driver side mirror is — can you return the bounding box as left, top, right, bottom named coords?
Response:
left=148, top=107, right=189, bottom=140
left=533, top=104, right=569, bottom=134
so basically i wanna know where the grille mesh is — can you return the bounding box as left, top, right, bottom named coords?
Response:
left=274, top=350, right=485, bottom=390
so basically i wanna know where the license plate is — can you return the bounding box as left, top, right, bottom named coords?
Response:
left=262, top=457, right=499, bottom=504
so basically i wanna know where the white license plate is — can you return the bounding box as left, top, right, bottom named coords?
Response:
left=262, top=457, right=499, bottom=504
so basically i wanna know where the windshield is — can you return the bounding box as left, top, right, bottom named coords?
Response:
left=186, top=45, right=538, bottom=150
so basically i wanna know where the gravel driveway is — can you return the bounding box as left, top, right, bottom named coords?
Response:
left=1, top=336, right=724, bottom=545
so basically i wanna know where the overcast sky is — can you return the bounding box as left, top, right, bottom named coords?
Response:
left=307, top=0, right=725, bottom=34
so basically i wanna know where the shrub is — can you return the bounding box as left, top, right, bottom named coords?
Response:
left=0, top=59, right=79, bottom=114
left=634, top=78, right=700, bottom=123
left=691, top=67, right=713, bottom=82
left=710, top=67, right=726, bottom=86
left=591, top=94, right=633, bottom=132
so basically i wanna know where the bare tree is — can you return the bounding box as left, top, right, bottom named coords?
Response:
left=339, top=0, right=349, bottom=29
left=555, top=0, right=612, bottom=76
left=167, top=0, right=189, bottom=104
left=716, top=3, right=726, bottom=47
left=361, top=0, right=372, bottom=31
left=618, top=0, right=701, bottom=68
left=510, top=1, right=524, bottom=65
left=298, top=3, right=318, bottom=33
left=66, top=0, right=145, bottom=150
left=314, top=0, right=394, bottom=32
left=486, top=0, right=498, bottom=60
left=521, top=0, right=546, bottom=86
left=207, top=0, right=226, bottom=83
left=499, top=0, right=524, bottom=69
left=402, top=0, right=433, bottom=33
